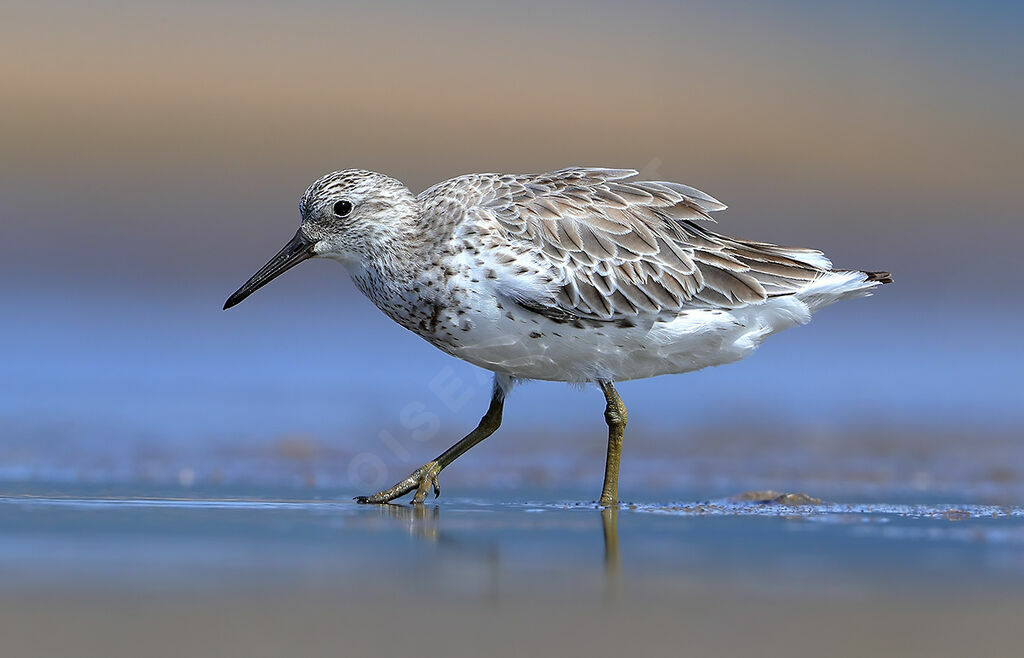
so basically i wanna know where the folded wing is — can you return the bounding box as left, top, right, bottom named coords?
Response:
left=450, top=167, right=832, bottom=321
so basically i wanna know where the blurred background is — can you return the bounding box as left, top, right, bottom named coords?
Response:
left=1, top=0, right=1022, bottom=500
left=3, top=3, right=1024, bottom=656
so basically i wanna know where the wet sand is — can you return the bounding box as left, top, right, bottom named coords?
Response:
left=1, top=486, right=1022, bottom=657
left=4, top=589, right=1021, bottom=658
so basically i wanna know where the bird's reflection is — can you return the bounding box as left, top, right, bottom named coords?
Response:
left=367, top=502, right=623, bottom=601
left=371, top=503, right=501, bottom=603
left=601, top=506, right=621, bottom=600
left=377, top=501, right=441, bottom=541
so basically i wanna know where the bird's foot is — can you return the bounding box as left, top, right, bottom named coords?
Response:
left=355, top=460, right=442, bottom=504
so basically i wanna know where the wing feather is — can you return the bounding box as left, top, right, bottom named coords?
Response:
left=427, top=167, right=831, bottom=321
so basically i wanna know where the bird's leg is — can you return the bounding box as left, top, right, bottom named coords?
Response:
left=598, top=380, right=627, bottom=505
left=355, top=378, right=506, bottom=504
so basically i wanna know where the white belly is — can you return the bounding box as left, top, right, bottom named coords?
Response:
left=438, top=296, right=805, bottom=383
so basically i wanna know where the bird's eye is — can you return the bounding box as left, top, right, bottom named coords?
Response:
left=332, top=200, right=353, bottom=217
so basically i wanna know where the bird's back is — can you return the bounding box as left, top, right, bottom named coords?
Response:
left=421, top=167, right=887, bottom=317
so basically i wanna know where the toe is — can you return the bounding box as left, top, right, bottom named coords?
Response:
left=411, top=482, right=429, bottom=504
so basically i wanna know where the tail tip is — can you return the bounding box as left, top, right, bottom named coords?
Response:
left=864, top=270, right=893, bottom=284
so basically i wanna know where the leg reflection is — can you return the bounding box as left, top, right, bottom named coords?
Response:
left=368, top=503, right=501, bottom=602
left=376, top=502, right=440, bottom=541
left=602, top=506, right=621, bottom=601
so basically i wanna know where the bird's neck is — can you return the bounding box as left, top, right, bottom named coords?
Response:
left=346, top=250, right=450, bottom=337
left=344, top=218, right=450, bottom=323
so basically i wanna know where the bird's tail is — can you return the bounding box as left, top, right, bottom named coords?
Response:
left=862, top=270, right=894, bottom=284
left=797, top=269, right=892, bottom=312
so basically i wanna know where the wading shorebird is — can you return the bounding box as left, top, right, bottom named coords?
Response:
left=224, top=167, right=890, bottom=505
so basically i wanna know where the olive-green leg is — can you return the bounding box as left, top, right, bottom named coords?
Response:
left=355, top=377, right=506, bottom=504
left=598, top=380, right=627, bottom=506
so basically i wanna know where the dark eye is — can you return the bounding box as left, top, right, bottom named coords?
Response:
left=332, top=200, right=353, bottom=217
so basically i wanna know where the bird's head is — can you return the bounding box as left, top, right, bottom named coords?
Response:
left=224, top=169, right=418, bottom=309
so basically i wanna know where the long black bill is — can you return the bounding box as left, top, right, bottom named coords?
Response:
left=223, top=231, right=316, bottom=310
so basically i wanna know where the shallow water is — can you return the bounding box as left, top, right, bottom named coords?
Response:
left=3, top=482, right=1023, bottom=593
left=3, top=483, right=1023, bottom=657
